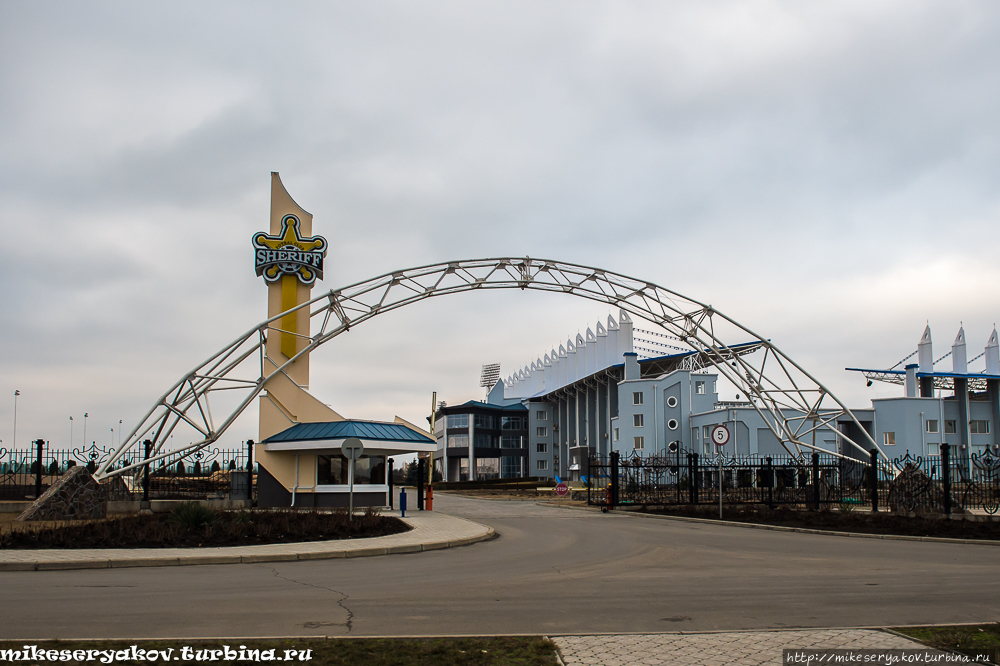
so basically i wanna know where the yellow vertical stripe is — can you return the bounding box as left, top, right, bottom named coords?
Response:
left=281, top=275, right=298, bottom=359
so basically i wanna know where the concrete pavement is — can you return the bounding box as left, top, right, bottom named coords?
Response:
left=1, top=494, right=997, bottom=639
left=0, top=509, right=493, bottom=571
left=551, top=629, right=942, bottom=666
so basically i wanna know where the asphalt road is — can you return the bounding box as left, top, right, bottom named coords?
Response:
left=1, top=494, right=998, bottom=639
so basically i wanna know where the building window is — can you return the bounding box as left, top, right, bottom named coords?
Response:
left=317, top=455, right=386, bottom=486
left=474, top=414, right=497, bottom=430
left=536, top=426, right=548, bottom=437
left=925, top=420, right=938, bottom=434
left=945, top=420, right=957, bottom=434
left=500, top=436, right=522, bottom=449
left=475, top=434, right=498, bottom=448
left=536, top=443, right=548, bottom=454
left=633, top=392, right=643, bottom=405
left=536, top=410, right=547, bottom=421
left=692, top=428, right=699, bottom=442
left=449, top=414, right=468, bottom=429
left=614, top=427, right=620, bottom=441
left=703, top=425, right=711, bottom=439
left=634, top=436, right=644, bottom=450
left=927, top=443, right=940, bottom=456
left=633, top=414, right=644, bottom=428
left=667, top=418, right=678, bottom=431
left=536, top=459, right=548, bottom=471
left=666, top=396, right=678, bottom=408
left=448, top=434, right=469, bottom=448
left=502, top=416, right=524, bottom=430
left=970, top=420, right=990, bottom=434
left=712, top=381, right=717, bottom=394
left=695, top=381, right=706, bottom=395
left=884, top=432, right=896, bottom=446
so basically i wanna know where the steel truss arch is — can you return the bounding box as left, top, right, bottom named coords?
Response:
left=96, top=257, right=884, bottom=480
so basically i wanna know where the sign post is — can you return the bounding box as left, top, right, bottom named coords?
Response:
left=711, top=424, right=730, bottom=520
left=341, top=437, right=364, bottom=521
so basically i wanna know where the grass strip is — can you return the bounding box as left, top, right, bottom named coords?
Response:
left=0, top=637, right=558, bottom=666
left=892, top=624, right=1000, bottom=663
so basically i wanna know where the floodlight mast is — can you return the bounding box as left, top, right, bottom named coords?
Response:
left=96, top=257, right=883, bottom=480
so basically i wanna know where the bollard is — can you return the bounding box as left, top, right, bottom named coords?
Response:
left=426, top=485, right=433, bottom=511
left=416, top=459, right=425, bottom=511
left=400, top=487, right=407, bottom=518
left=388, top=458, right=394, bottom=510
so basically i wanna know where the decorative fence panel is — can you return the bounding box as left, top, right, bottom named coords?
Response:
left=0, top=441, right=256, bottom=502
left=588, top=445, right=999, bottom=516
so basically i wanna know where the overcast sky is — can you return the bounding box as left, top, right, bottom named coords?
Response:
left=2, top=1, right=999, bottom=453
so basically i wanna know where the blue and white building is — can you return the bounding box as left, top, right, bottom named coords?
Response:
left=436, top=315, right=1000, bottom=482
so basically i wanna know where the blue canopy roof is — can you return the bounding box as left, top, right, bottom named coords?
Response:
left=263, top=420, right=433, bottom=444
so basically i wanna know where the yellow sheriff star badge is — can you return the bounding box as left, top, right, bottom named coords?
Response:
left=253, top=215, right=328, bottom=285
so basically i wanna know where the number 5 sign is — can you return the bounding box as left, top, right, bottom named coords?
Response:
left=711, top=424, right=730, bottom=447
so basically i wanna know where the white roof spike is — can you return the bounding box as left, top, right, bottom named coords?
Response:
left=918, top=324, right=933, bottom=373
left=619, top=310, right=632, bottom=324
left=586, top=327, right=597, bottom=343
left=576, top=332, right=585, bottom=346
left=596, top=320, right=607, bottom=336
left=566, top=338, right=576, bottom=352
left=530, top=361, right=537, bottom=372
left=536, top=357, right=544, bottom=368
left=543, top=353, right=551, bottom=365
left=986, top=328, right=1000, bottom=376
left=953, top=326, right=968, bottom=374
left=558, top=344, right=566, bottom=357
left=607, top=315, right=619, bottom=331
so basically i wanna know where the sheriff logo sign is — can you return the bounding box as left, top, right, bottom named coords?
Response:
left=252, top=215, right=328, bottom=285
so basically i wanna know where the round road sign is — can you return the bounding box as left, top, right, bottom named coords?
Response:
left=711, top=424, right=730, bottom=447
left=341, top=437, right=364, bottom=460
left=554, top=482, right=569, bottom=496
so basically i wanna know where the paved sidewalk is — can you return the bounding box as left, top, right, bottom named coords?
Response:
left=0, top=509, right=492, bottom=571
left=552, top=629, right=940, bottom=666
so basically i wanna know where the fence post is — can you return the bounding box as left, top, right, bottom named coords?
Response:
left=246, top=439, right=254, bottom=504
left=142, top=440, right=152, bottom=503
left=34, top=439, right=44, bottom=498
left=677, top=447, right=683, bottom=503
left=869, top=448, right=879, bottom=513
left=812, top=452, right=821, bottom=510
left=388, top=458, right=394, bottom=509
left=941, top=443, right=951, bottom=516
left=417, top=458, right=425, bottom=510
left=692, top=453, right=700, bottom=504
left=610, top=451, right=619, bottom=509
left=766, top=456, right=773, bottom=508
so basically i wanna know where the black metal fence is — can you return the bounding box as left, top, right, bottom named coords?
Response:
left=587, top=444, right=1000, bottom=516
left=0, top=440, right=256, bottom=502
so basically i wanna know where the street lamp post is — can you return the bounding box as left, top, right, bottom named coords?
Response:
left=118, top=420, right=122, bottom=449
left=69, top=416, right=74, bottom=447
left=83, top=413, right=88, bottom=450
left=13, top=390, right=20, bottom=448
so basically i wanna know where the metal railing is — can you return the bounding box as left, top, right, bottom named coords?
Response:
left=0, top=440, right=256, bottom=502
left=588, top=444, right=999, bottom=516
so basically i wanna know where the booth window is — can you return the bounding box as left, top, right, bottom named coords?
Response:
left=883, top=432, right=895, bottom=446
left=317, top=454, right=386, bottom=485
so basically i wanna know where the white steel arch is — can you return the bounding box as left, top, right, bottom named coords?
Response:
left=96, top=257, right=883, bottom=479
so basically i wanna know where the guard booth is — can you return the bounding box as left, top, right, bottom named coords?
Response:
left=256, top=420, right=436, bottom=508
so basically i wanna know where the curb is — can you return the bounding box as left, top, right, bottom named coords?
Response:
left=538, top=500, right=1000, bottom=546
left=623, top=509, right=1000, bottom=546
left=0, top=526, right=494, bottom=572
